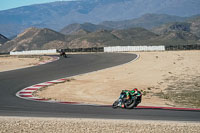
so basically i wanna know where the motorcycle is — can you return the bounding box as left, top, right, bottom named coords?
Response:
left=57, top=49, right=67, bottom=58
left=59, top=51, right=67, bottom=58
left=112, top=90, right=142, bottom=109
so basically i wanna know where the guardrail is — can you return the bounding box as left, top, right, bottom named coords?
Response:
left=0, top=52, right=9, bottom=55
left=165, top=44, right=200, bottom=51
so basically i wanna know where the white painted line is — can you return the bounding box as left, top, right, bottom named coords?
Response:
left=37, top=83, right=52, bottom=86
left=49, top=80, right=65, bottom=83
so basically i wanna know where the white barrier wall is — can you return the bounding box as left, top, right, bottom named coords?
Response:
left=9, top=46, right=165, bottom=55
left=10, top=49, right=57, bottom=55
left=104, top=46, right=165, bottom=52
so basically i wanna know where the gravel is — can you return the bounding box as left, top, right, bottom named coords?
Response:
left=0, top=116, right=200, bottom=133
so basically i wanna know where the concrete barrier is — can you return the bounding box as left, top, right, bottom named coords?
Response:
left=10, top=49, right=57, bottom=55
left=9, top=46, right=166, bottom=55
left=104, top=46, right=165, bottom=52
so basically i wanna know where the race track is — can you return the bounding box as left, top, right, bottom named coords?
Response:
left=0, top=53, right=200, bottom=121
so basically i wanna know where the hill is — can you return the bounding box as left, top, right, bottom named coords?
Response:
left=152, top=31, right=200, bottom=46
left=59, top=28, right=159, bottom=47
left=60, top=23, right=111, bottom=35
left=187, top=16, right=200, bottom=37
left=0, top=34, right=9, bottom=44
left=0, top=28, right=67, bottom=52
left=100, top=14, right=187, bottom=30
left=152, top=16, right=200, bottom=37
left=1, top=0, right=200, bottom=37
left=152, top=22, right=191, bottom=34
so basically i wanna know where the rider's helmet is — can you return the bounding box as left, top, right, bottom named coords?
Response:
left=134, top=88, right=138, bottom=91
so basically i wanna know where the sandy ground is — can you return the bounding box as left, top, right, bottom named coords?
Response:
left=0, top=55, right=52, bottom=72
left=36, top=51, right=200, bottom=107
left=0, top=116, right=199, bottom=133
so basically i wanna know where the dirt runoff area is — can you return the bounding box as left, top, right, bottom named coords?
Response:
left=0, top=55, right=52, bottom=72
left=0, top=116, right=200, bottom=133
left=36, top=51, right=200, bottom=108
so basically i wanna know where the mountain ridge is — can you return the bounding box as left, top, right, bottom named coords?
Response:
left=60, top=22, right=111, bottom=35
left=1, top=0, right=200, bottom=37
left=100, top=13, right=187, bottom=29
left=1, top=24, right=200, bottom=53
left=60, top=14, right=192, bottom=35
left=0, top=34, right=9, bottom=44
left=152, top=16, right=200, bottom=37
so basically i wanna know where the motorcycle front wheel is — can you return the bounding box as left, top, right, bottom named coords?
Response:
left=112, top=101, right=119, bottom=109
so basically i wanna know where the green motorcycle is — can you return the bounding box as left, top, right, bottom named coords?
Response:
left=112, top=90, right=142, bottom=109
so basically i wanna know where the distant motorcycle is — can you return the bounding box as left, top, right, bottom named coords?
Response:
left=112, top=90, right=142, bottom=109
left=59, top=51, right=67, bottom=58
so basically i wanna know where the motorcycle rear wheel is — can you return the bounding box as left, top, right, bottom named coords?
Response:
left=124, top=98, right=137, bottom=109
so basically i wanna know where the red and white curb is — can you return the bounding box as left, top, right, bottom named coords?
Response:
left=16, top=56, right=61, bottom=101
left=16, top=78, right=83, bottom=105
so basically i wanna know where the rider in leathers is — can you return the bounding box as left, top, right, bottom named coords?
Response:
left=118, top=88, right=141, bottom=108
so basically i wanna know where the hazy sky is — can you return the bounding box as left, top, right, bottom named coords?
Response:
left=0, top=0, right=74, bottom=11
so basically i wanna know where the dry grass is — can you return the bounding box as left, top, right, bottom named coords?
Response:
left=155, top=74, right=200, bottom=108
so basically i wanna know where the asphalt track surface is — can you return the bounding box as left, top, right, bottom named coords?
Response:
left=0, top=53, right=200, bottom=121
